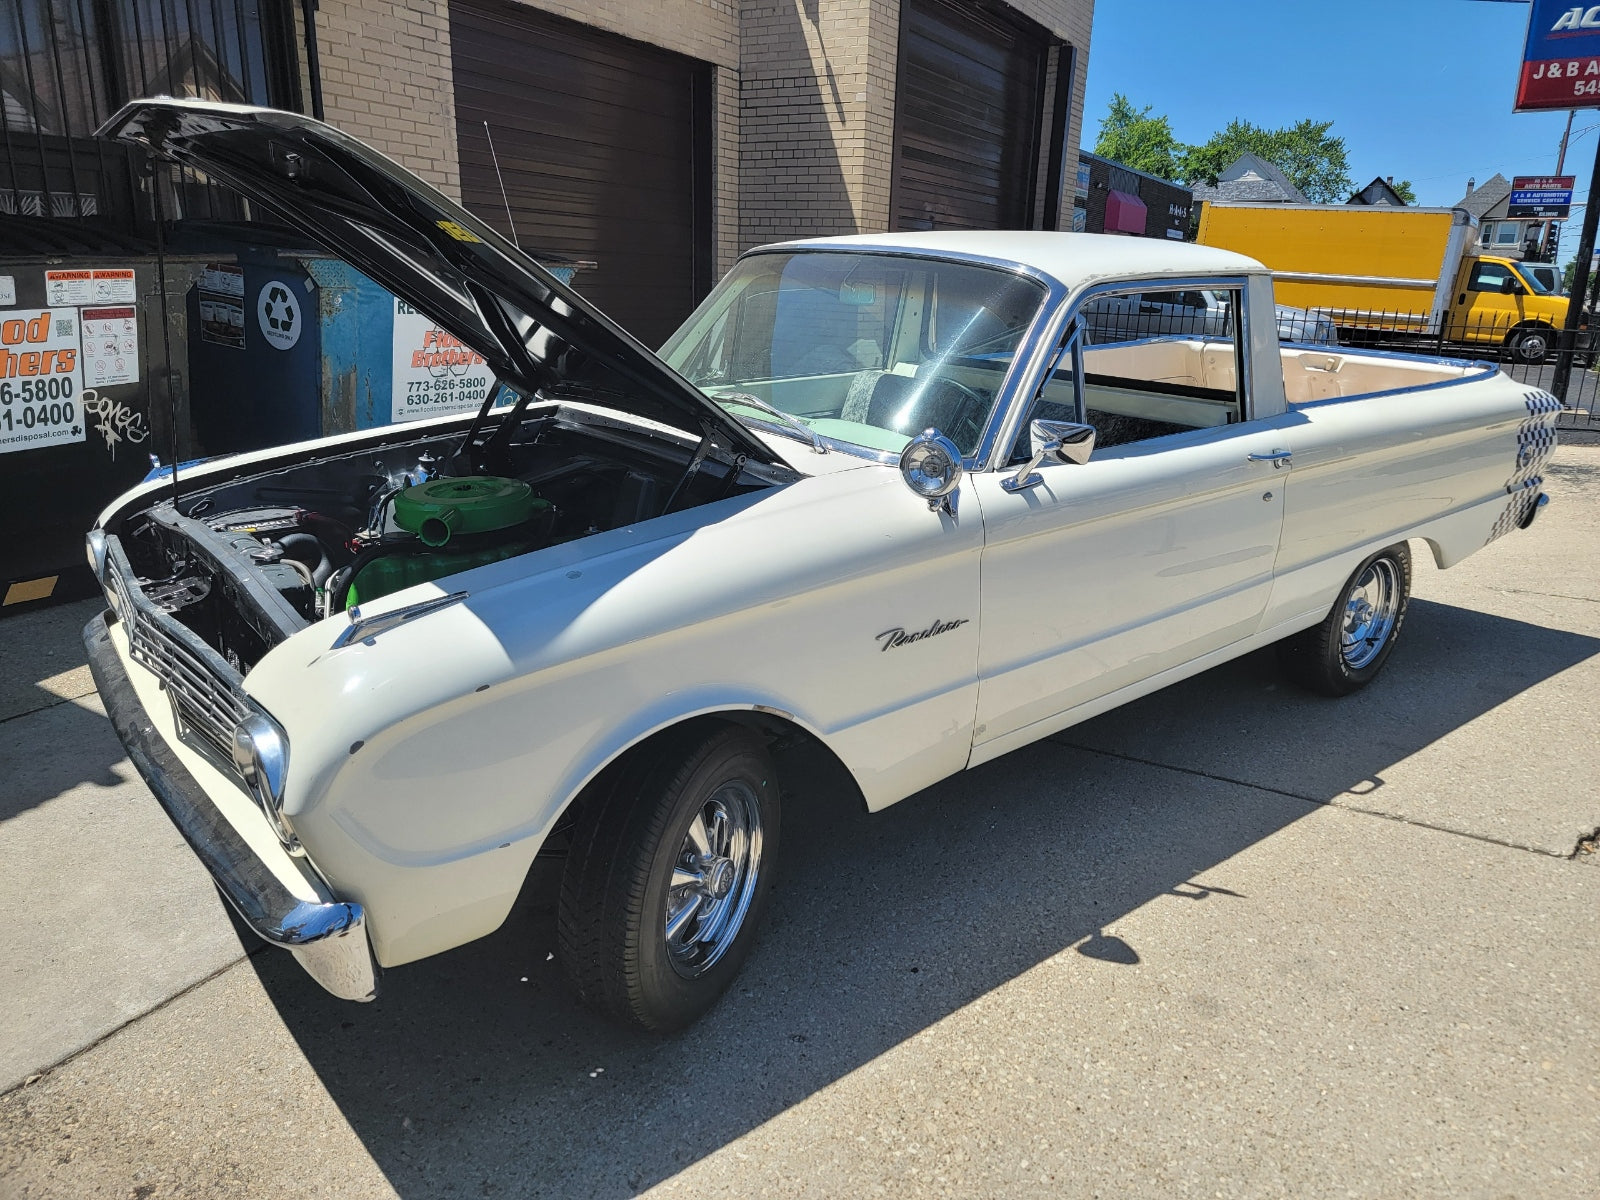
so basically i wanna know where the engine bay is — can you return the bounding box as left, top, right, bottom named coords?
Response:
left=107, top=404, right=777, bottom=674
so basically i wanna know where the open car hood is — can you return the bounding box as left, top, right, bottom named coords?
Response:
left=98, top=99, right=782, bottom=468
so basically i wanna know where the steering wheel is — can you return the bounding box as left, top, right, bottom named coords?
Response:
left=913, top=377, right=989, bottom=450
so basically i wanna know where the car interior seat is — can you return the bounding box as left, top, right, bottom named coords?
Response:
left=840, top=370, right=981, bottom=444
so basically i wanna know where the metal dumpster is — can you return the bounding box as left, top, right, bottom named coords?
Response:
left=1, top=236, right=587, bottom=614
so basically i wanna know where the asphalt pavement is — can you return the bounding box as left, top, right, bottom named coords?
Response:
left=2, top=444, right=1597, bottom=1199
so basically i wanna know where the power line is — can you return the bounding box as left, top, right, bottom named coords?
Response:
left=1404, top=124, right=1600, bottom=187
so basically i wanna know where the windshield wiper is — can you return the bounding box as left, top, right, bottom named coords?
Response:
left=713, top=391, right=827, bottom=454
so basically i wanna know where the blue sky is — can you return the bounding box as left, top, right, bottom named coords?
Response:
left=1082, top=0, right=1593, bottom=262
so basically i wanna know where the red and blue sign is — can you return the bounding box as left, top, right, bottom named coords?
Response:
left=1509, top=175, right=1576, bottom=217
left=1517, top=2, right=1600, bottom=111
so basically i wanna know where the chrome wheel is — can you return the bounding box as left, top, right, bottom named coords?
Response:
left=1340, top=557, right=1400, bottom=670
left=1511, top=329, right=1550, bottom=363
left=664, top=780, right=764, bottom=977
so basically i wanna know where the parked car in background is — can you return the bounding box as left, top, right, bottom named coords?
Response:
left=87, top=101, right=1560, bottom=1034
left=1083, top=287, right=1337, bottom=346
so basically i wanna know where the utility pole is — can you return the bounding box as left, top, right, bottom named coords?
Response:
left=1549, top=131, right=1600, bottom=402
left=1544, top=109, right=1576, bottom=259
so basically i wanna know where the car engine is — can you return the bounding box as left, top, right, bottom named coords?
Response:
left=104, top=405, right=772, bottom=674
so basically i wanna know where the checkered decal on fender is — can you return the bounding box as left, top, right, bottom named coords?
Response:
left=1486, top=390, right=1562, bottom=544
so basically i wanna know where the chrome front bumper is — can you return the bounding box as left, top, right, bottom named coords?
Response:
left=84, top=611, right=378, bottom=1001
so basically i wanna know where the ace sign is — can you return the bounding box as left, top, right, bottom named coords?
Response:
left=1517, top=2, right=1600, bottom=110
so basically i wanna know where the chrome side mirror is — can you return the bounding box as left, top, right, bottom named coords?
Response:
left=899, top=428, right=963, bottom=515
left=1002, top=419, right=1096, bottom=493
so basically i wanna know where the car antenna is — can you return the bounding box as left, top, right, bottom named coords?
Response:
left=483, top=121, right=520, bottom=249
left=148, top=149, right=180, bottom=506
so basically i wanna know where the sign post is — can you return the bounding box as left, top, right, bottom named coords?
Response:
left=1520, top=2, right=1600, bottom=399
left=1549, top=149, right=1599, bottom=402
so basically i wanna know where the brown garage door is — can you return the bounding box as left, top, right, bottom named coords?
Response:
left=891, top=0, right=1049, bottom=232
left=451, top=1, right=713, bottom=347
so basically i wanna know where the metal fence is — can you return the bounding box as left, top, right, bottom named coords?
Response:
left=1299, top=308, right=1600, bottom=432
left=0, top=0, right=306, bottom=250
left=1081, top=296, right=1600, bottom=434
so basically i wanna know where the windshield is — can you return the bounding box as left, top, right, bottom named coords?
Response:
left=1516, top=264, right=1557, bottom=295
left=661, top=251, right=1047, bottom=457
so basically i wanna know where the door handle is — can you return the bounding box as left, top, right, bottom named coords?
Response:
left=1248, top=449, right=1293, bottom=469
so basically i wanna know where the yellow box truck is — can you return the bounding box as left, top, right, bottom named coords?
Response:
left=1195, top=201, right=1582, bottom=364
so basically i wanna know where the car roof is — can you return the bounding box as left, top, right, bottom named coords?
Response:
left=757, top=230, right=1267, bottom=291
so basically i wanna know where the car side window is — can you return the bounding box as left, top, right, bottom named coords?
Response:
left=1468, top=262, right=1513, bottom=292
left=1009, top=284, right=1246, bottom=462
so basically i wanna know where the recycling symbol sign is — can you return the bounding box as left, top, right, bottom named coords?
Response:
left=256, top=279, right=302, bottom=350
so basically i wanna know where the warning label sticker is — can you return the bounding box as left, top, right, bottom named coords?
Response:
left=198, top=263, right=246, bottom=300
left=198, top=263, right=246, bottom=349
left=45, top=268, right=137, bottom=307
left=81, top=306, right=140, bottom=388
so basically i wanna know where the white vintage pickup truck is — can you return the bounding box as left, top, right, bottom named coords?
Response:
left=85, top=101, right=1559, bottom=1031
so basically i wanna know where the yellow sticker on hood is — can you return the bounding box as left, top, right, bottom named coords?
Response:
left=435, top=219, right=482, bottom=243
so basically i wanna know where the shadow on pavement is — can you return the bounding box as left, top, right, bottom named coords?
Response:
left=0, top=598, right=128, bottom=822
left=1058, top=598, right=1600, bottom=806
left=0, top=598, right=103, bottom=722
left=0, top=697, right=128, bottom=823
left=238, top=598, right=1597, bottom=1198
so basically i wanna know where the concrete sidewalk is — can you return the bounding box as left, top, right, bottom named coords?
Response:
left=0, top=599, right=253, bottom=1096
left=2, top=446, right=1597, bottom=1199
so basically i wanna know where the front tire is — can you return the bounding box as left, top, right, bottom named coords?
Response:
left=1278, top=543, right=1411, bottom=697
left=557, top=725, right=780, bottom=1031
left=1506, top=324, right=1555, bottom=365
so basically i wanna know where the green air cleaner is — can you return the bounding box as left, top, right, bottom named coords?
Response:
left=345, top=476, right=549, bottom=607
left=392, top=476, right=539, bottom=547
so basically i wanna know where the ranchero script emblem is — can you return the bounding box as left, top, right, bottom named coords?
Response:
left=876, top=617, right=970, bottom=652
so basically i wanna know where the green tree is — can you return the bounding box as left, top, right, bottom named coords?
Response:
left=1093, top=93, right=1183, bottom=181
left=1391, top=179, right=1417, bottom=205
left=1180, top=118, right=1354, bottom=203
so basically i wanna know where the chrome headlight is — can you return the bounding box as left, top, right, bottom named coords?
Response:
left=899, top=428, right=963, bottom=514
left=232, top=713, right=299, bottom=853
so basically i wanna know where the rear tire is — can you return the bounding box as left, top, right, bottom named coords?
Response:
left=557, top=724, right=780, bottom=1032
left=1278, top=543, right=1411, bottom=697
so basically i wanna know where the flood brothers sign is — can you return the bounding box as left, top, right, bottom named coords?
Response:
left=1517, top=3, right=1600, bottom=110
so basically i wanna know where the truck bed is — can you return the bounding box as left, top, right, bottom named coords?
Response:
left=1071, top=340, right=1488, bottom=439
left=1279, top=347, right=1486, bottom=404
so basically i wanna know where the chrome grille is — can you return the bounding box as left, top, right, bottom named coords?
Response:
left=104, top=537, right=253, bottom=770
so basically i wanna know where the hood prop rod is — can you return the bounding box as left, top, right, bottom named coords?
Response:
left=660, top=424, right=717, bottom=517
left=148, top=149, right=180, bottom=507
left=451, top=281, right=558, bottom=472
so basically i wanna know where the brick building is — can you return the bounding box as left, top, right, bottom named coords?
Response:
left=1075, top=150, right=1193, bottom=241
left=0, top=0, right=1093, bottom=600
left=4, top=0, right=1095, bottom=343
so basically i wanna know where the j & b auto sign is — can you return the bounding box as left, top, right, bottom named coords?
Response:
left=1518, top=3, right=1600, bottom=110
